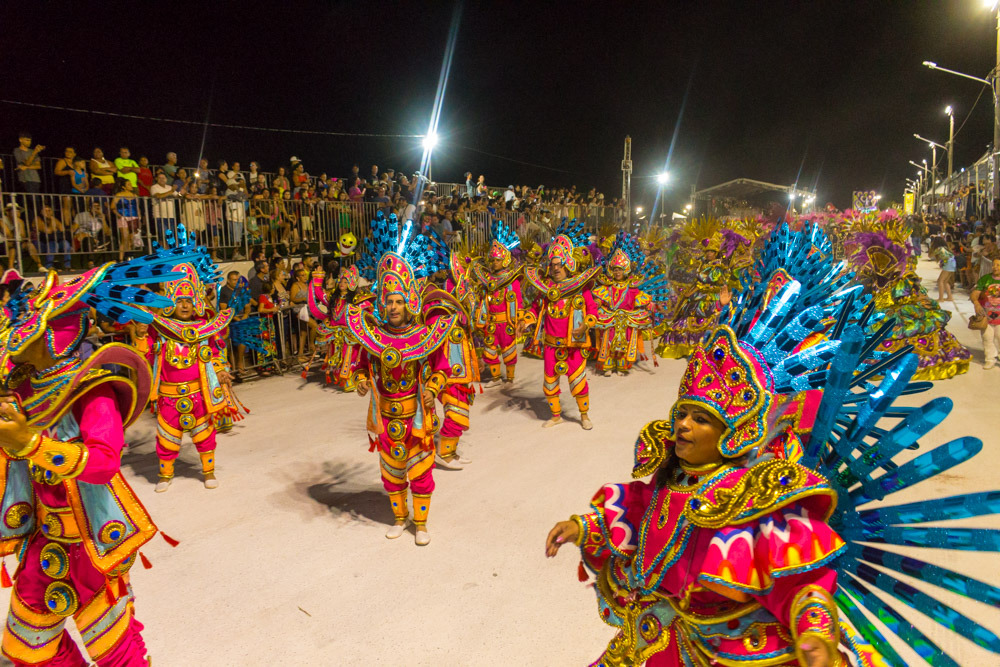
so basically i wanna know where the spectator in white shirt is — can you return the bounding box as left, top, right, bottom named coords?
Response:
left=149, top=172, right=179, bottom=241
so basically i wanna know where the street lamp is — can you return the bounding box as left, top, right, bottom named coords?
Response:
left=654, top=172, right=669, bottom=223
left=914, top=134, right=947, bottom=206
left=945, top=105, right=955, bottom=182
left=922, top=7, right=1000, bottom=204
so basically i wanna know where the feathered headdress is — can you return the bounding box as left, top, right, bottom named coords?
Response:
left=546, top=218, right=589, bottom=273
left=602, top=231, right=644, bottom=276
left=489, top=219, right=521, bottom=268
left=1, top=226, right=208, bottom=366
left=158, top=225, right=224, bottom=317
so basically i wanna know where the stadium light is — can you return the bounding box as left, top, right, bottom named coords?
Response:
left=656, top=173, right=670, bottom=185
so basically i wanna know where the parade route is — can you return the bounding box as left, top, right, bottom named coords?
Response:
left=1, top=256, right=998, bottom=666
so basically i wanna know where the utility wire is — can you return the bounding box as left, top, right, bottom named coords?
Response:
left=0, top=99, right=423, bottom=138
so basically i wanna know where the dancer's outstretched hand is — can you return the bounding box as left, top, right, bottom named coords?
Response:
left=545, top=520, right=580, bottom=558
left=356, top=379, right=370, bottom=396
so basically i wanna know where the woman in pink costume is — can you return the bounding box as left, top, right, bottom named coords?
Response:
left=470, top=220, right=524, bottom=387
left=305, top=265, right=370, bottom=390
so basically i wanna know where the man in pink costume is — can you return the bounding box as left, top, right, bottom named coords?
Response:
left=436, top=253, right=479, bottom=471
left=592, top=239, right=655, bottom=376
left=148, top=263, right=234, bottom=492
left=520, top=231, right=599, bottom=430
left=349, top=221, right=459, bottom=546
left=470, top=220, right=524, bottom=387
left=0, top=255, right=193, bottom=665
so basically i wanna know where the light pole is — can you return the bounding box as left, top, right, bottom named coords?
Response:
left=914, top=134, right=947, bottom=207
left=910, top=160, right=930, bottom=209
left=945, top=105, right=955, bottom=181
left=655, top=172, right=669, bottom=226
left=923, top=33, right=999, bottom=205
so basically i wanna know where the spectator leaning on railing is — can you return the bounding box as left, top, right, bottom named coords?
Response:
left=12, top=131, right=43, bottom=193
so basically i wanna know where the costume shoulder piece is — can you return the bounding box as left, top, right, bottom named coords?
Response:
left=524, top=265, right=599, bottom=299
left=470, top=261, right=521, bottom=291
left=346, top=306, right=456, bottom=365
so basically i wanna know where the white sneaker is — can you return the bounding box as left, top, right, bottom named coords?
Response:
left=435, top=453, right=464, bottom=470
left=386, top=521, right=408, bottom=539
left=456, top=451, right=472, bottom=464
left=986, top=359, right=997, bottom=370
left=203, top=475, right=219, bottom=489
left=483, top=377, right=501, bottom=388
left=543, top=416, right=564, bottom=428
left=154, top=479, right=171, bottom=493
left=580, top=415, right=594, bottom=430
left=603, top=370, right=612, bottom=377
left=415, top=528, right=431, bottom=546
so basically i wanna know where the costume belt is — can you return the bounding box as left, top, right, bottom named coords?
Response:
left=381, top=395, right=418, bottom=419
left=158, top=380, right=202, bottom=397
left=36, top=503, right=82, bottom=543
left=544, top=335, right=571, bottom=347
left=491, top=311, right=509, bottom=323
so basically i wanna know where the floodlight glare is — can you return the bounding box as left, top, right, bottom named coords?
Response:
left=656, top=173, right=670, bottom=185
left=945, top=105, right=953, bottom=115
left=923, top=61, right=937, bottom=69
left=636, top=207, right=643, bottom=214
left=422, top=132, right=439, bottom=151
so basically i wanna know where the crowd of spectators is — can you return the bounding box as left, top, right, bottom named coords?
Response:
left=1, top=130, right=626, bottom=275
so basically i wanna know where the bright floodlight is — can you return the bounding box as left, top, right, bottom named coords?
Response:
left=923, top=61, right=937, bottom=69
left=636, top=206, right=643, bottom=214
left=987, top=0, right=999, bottom=11
left=656, top=172, right=670, bottom=185
left=875, top=194, right=882, bottom=200
left=945, top=105, right=953, bottom=115
left=789, top=193, right=796, bottom=200
left=422, top=132, right=439, bottom=151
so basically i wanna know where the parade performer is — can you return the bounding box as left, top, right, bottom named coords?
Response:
left=972, top=257, right=1000, bottom=369
left=592, top=232, right=670, bottom=376
left=0, top=248, right=197, bottom=665
left=349, top=213, right=459, bottom=545
left=304, top=265, right=370, bottom=390
left=546, top=222, right=1000, bottom=666
left=470, top=221, right=524, bottom=386
left=657, top=219, right=732, bottom=359
left=844, top=220, right=971, bottom=380
left=147, top=228, right=234, bottom=492
left=520, top=218, right=599, bottom=430
left=428, top=232, right=479, bottom=471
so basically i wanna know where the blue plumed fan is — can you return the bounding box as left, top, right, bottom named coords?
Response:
left=726, top=221, right=1000, bottom=665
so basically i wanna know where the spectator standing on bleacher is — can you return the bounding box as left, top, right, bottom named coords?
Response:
left=90, top=148, right=116, bottom=195
left=13, top=131, right=43, bottom=194
left=150, top=172, right=179, bottom=242
left=70, top=156, right=89, bottom=195
left=114, top=147, right=140, bottom=189
left=162, top=151, right=179, bottom=180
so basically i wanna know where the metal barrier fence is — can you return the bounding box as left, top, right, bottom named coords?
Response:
left=0, top=191, right=541, bottom=274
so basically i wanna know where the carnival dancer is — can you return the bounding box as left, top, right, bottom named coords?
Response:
left=305, top=265, right=370, bottom=390
left=349, top=213, right=459, bottom=545
left=147, top=228, right=234, bottom=492
left=428, top=232, right=479, bottom=471
left=545, top=221, right=1000, bottom=666
left=520, top=219, right=599, bottom=430
left=470, top=220, right=524, bottom=386
left=0, top=247, right=197, bottom=665
left=843, top=216, right=971, bottom=380
left=972, top=256, right=1000, bottom=369
left=591, top=231, right=670, bottom=376
left=656, top=224, right=731, bottom=359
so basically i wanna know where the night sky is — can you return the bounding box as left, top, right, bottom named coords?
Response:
left=1, top=1, right=997, bottom=211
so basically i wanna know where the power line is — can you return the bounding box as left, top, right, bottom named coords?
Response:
left=455, top=144, right=580, bottom=175
left=0, top=99, right=423, bottom=138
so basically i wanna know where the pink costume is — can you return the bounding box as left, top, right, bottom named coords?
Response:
left=470, top=243, right=524, bottom=383
left=305, top=266, right=369, bottom=391
left=347, top=253, right=458, bottom=532
left=592, top=253, right=652, bottom=374
left=438, top=256, right=480, bottom=461
left=0, top=262, right=187, bottom=666
left=148, top=264, right=234, bottom=486
left=523, top=235, right=599, bottom=422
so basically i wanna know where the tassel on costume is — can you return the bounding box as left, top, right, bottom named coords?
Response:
left=578, top=561, right=588, bottom=582
left=300, top=370, right=308, bottom=379
left=368, top=435, right=377, bottom=453
left=160, top=532, right=180, bottom=547
left=1, top=561, right=12, bottom=588
left=653, top=356, right=659, bottom=367
left=117, top=577, right=128, bottom=597
left=104, top=582, right=116, bottom=605
left=478, top=384, right=483, bottom=393
left=139, top=552, right=153, bottom=569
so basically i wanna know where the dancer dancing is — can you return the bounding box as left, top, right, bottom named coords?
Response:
left=546, top=222, right=1000, bottom=666
left=470, top=221, right=524, bottom=387
left=305, top=265, right=370, bottom=390
left=0, top=248, right=197, bottom=665
left=148, top=228, right=234, bottom=492
left=349, top=213, right=460, bottom=545
left=520, top=218, right=599, bottom=430
left=592, top=231, right=670, bottom=376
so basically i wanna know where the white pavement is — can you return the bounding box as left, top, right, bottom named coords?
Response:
left=2, top=256, right=999, bottom=666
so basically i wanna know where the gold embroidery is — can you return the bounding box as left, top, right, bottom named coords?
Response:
left=684, top=460, right=805, bottom=529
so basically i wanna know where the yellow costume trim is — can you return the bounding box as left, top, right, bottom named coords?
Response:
left=25, top=437, right=90, bottom=482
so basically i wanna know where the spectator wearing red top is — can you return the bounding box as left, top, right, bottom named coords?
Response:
left=136, top=156, right=154, bottom=196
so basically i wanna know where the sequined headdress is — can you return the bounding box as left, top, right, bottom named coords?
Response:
left=356, top=211, right=446, bottom=320
left=158, top=226, right=224, bottom=317
left=634, top=222, right=874, bottom=471
left=545, top=218, right=590, bottom=274
left=602, top=231, right=644, bottom=276
left=489, top=220, right=521, bottom=267
left=339, top=265, right=359, bottom=291
left=0, top=231, right=208, bottom=370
